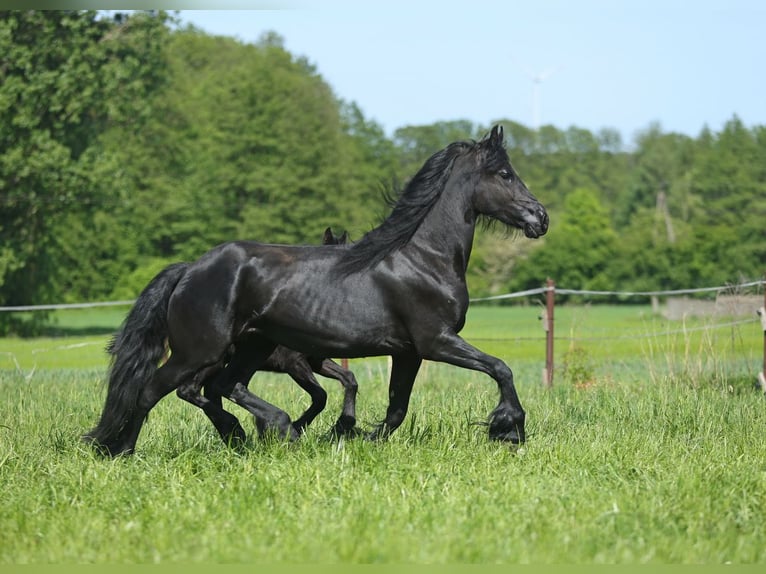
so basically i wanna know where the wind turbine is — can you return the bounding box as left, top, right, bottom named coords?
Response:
left=511, top=56, right=562, bottom=131
left=529, top=66, right=560, bottom=131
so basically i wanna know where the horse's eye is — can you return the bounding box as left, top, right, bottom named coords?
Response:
left=498, top=169, right=513, bottom=180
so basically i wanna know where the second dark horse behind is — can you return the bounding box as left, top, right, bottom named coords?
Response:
left=85, top=125, right=549, bottom=456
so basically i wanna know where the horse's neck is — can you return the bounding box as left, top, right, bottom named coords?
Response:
left=406, top=185, right=477, bottom=277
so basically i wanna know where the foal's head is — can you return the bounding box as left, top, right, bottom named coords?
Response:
left=322, top=227, right=349, bottom=246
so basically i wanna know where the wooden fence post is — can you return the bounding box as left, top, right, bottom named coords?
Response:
left=544, top=278, right=555, bottom=388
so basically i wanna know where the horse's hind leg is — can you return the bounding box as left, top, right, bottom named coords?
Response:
left=110, top=356, right=198, bottom=455
left=312, top=358, right=360, bottom=437
left=200, top=369, right=248, bottom=446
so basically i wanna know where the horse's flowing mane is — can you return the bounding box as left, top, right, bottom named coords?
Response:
left=335, top=140, right=474, bottom=275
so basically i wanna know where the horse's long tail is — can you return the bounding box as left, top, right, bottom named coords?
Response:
left=83, top=262, right=188, bottom=455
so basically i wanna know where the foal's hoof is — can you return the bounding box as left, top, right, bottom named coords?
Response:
left=221, top=427, right=247, bottom=449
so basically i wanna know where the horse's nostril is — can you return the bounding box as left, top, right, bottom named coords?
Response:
left=539, top=209, right=549, bottom=232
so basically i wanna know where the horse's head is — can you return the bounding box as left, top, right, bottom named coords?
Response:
left=469, top=125, right=549, bottom=238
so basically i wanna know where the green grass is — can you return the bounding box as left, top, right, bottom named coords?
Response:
left=1, top=305, right=764, bottom=563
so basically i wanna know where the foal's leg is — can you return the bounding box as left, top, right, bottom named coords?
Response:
left=225, top=382, right=300, bottom=441
left=203, top=344, right=306, bottom=440
left=282, top=357, right=328, bottom=434
left=424, top=332, right=526, bottom=444
left=311, top=358, right=360, bottom=437
left=367, top=353, right=422, bottom=441
left=176, top=359, right=248, bottom=448
left=204, top=341, right=300, bottom=442
left=201, top=343, right=261, bottom=436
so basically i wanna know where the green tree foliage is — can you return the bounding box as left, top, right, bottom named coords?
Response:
left=393, top=120, right=477, bottom=175
left=0, top=10, right=170, bottom=333
left=509, top=188, right=619, bottom=295
left=687, top=117, right=766, bottom=283
left=1, top=14, right=764, bottom=335
left=100, top=28, right=395, bottom=272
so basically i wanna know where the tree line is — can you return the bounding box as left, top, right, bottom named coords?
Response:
left=1, top=11, right=764, bottom=334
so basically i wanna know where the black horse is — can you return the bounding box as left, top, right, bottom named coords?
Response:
left=84, top=125, right=548, bottom=456
left=102, top=228, right=358, bottom=448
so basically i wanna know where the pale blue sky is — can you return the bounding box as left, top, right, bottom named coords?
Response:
left=176, top=0, right=765, bottom=144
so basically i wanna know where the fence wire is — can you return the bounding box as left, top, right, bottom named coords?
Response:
left=1, top=280, right=763, bottom=358
left=3, top=280, right=762, bottom=311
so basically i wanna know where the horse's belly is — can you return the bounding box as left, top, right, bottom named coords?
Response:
left=248, top=301, right=411, bottom=358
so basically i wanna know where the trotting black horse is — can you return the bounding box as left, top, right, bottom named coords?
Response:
left=84, top=125, right=548, bottom=456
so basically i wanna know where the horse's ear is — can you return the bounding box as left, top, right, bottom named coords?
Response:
left=339, top=231, right=349, bottom=245
left=323, top=227, right=334, bottom=244
left=490, top=124, right=504, bottom=146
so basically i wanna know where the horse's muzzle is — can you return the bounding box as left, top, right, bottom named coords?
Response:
left=524, top=207, right=549, bottom=238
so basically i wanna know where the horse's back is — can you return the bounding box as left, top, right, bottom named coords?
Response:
left=167, top=239, right=417, bottom=358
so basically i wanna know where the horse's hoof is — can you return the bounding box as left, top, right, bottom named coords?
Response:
left=488, top=423, right=525, bottom=444
left=488, top=407, right=525, bottom=444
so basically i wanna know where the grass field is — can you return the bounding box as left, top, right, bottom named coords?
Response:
left=1, top=304, right=764, bottom=563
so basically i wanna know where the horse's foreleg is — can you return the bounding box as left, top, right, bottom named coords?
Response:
left=424, top=332, right=525, bottom=444
left=367, top=353, right=421, bottom=441
left=313, top=358, right=360, bottom=437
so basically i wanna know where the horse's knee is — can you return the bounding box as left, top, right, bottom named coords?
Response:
left=341, top=372, right=358, bottom=392
left=487, top=357, right=513, bottom=383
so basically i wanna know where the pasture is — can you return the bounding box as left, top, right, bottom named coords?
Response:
left=1, top=304, right=764, bottom=563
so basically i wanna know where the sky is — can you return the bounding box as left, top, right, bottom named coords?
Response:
left=175, top=0, right=765, bottom=144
